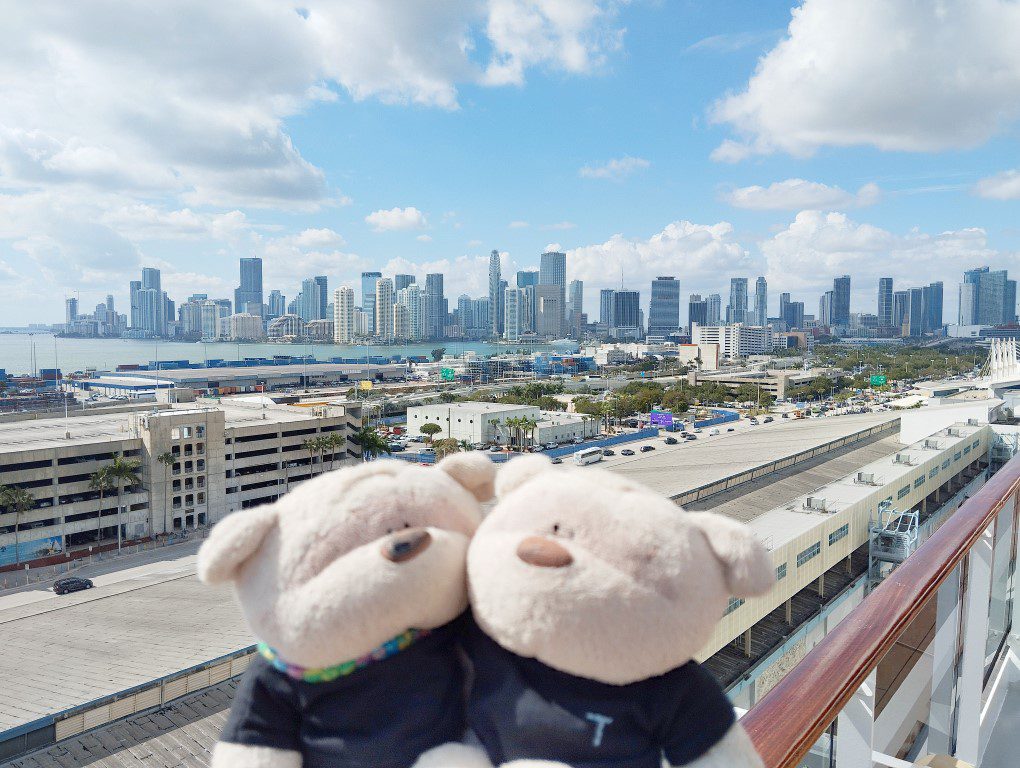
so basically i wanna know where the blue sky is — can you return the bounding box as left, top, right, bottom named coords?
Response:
left=1, top=0, right=1018, bottom=325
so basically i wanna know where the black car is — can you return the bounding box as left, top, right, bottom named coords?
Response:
left=664, top=436, right=678, bottom=445
left=620, top=448, right=636, bottom=456
left=53, top=577, right=93, bottom=595
left=640, top=445, right=655, bottom=452
left=727, top=427, right=735, bottom=432
left=602, top=449, right=615, bottom=456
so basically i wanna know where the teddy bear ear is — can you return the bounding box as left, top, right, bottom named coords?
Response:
left=197, top=506, right=278, bottom=585
left=685, top=511, right=776, bottom=598
left=495, top=454, right=553, bottom=497
left=437, top=452, right=498, bottom=502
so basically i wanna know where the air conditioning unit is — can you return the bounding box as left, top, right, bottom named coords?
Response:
left=967, top=418, right=979, bottom=426
left=805, top=497, right=828, bottom=512
left=924, top=439, right=941, bottom=450
left=894, top=453, right=914, bottom=465
left=947, top=428, right=962, bottom=437
left=856, top=472, right=876, bottom=485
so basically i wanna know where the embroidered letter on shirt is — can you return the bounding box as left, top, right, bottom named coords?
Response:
left=584, top=712, right=614, bottom=747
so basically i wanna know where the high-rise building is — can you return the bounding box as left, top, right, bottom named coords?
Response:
left=234, top=257, right=263, bottom=316
left=904, top=287, right=924, bottom=337
left=489, top=250, right=502, bottom=337
left=922, top=281, right=944, bottom=333
left=471, top=297, right=490, bottom=336
left=129, top=280, right=142, bottom=329
left=707, top=294, right=722, bottom=326
left=877, top=278, right=894, bottom=328
left=374, top=278, right=394, bottom=342
left=268, top=290, right=285, bottom=318
left=568, top=280, right=584, bottom=337
left=504, top=287, right=526, bottom=342
left=200, top=299, right=230, bottom=340
left=753, top=277, right=768, bottom=327
left=959, top=267, right=1015, bottom=326
left=688, top=294, right=708, bottom=328
left=893, top=290, right=909, bottom=333
left=425, top=273, right=444, bottom=339
left=65, top=297, right=78, bottom=327
left=395, top=274, right=416, bottom=293
left=397, top=284, right=426, bottom=341
left=648, top=277, right=680, bottom=337
left=141, top=267, right=161, bottom=292
left=727, top=278, right=748, bottom=324
left=599, top=289, right=615, bottom=328
left=535, top=285, right=563, bottom=337
left=831, top=275, right=851, bottom=327
left=313, top=276, right=328, bottom=321
left=456, top=295, right=474, bottom=332
left=361, top=271, right=382, bottom=334
left=819, top=291, right=834, bottom=326
left=779, top=293, right=805, bottom=330
left=333, top=287, right=355, bottom=344
left=393, top=303, right=410, bottom=340
left=612, top=290, right=641, bottom=334
left=298, top=278, right=323, bottom=322
left=539, top=251, right=567, bottom=336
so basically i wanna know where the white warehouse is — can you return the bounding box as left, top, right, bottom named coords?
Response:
left=406, top=402, right=600, bottom=446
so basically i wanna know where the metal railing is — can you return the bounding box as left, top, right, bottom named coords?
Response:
left=741, top=452, right=1020, bottom=767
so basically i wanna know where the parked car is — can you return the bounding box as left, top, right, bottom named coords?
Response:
left=572, top=437, right=584, bottom=444
left=685, top=434, right=697, bottom=441
left=709, top=428, right=720, bottom=436
left=489, top=445, right=503, bottom=452
left=532, top=445, right=545, bottom=452
left=602, top=449, right=615, bottom=456
left=620, top=448, right=636, bottom=456
left=763, top=416, right=774, bottom=423
left=639, top=445, right=655, bottom=453
left=544, top=442, right=558, bottom=450
left=551, top=457, right=564, bottom=465
left=694, top=428, right=702, bottom=434
left=726, top=427, right=735, bottom=432
left=53, top=577, right=93, bottom=595
left=664, top=436, right=678, bottom=445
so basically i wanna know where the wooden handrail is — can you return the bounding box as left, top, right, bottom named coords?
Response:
left=742, top=454, right=1020, bottom=768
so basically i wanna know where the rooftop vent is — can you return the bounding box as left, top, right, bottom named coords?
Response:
left=947, top=427, right=962, bottom=437
left=967, top=418, right=979, bottom=426
left=805, top=496, right=828, bottom=512
left=924, top=439, right=941, bottom=450
left=894, top=453, right=915, bottom=465
left=855, top=471, right=877, bottom=485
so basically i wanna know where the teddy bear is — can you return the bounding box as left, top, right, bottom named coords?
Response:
left=463, top=455, right=775, bottom=768
left=197, top=453, right=497, bottom=768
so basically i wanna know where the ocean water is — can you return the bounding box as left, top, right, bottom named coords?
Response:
left=0, top=333, right=571, bottom=376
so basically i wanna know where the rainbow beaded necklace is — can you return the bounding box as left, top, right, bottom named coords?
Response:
left=258, top=628, right=430, bottom=684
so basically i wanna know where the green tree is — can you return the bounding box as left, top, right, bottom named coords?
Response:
left=420, top=422, right=443, bottom=444
left=0, top=485, right=35, bottom=564
left=106, top=454, right=141, bottom=550
left=88, top=467, right=113, bottom=543
left=303, top=437, right=324, bottom=476
left=431, top=348, right=446, bottom=362
left=155, top=451, right=176, bottom=536
left=350, top=427, right=391, bottom=461
left=433, top=438, right=462, bottom=460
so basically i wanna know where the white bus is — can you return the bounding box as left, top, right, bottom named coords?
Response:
left=573, top=447, right=604, bottom=466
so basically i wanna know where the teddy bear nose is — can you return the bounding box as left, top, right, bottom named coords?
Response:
left=382, top=528, right=432, bottom=563
left=517, top=536, right=573, bottom=568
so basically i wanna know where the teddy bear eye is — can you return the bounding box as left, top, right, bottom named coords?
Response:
left=552, top=524, right=560, bottom=534
left=404, top=522, right=410, bottom=529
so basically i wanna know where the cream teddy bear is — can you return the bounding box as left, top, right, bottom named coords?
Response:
left=463, top=455, right=775, bottom=768
left=197, top=454, right=496, bottom=768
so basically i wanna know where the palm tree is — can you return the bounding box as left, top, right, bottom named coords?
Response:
left=523, top=416, right=539, bottom=448
left=106, top=454, right=141, bottom=551
left=323, top=433, right=345, bottom=471
left=433, top=438, right=461, bottom=460
left=88, top=467, right=113, bottom=544
left=0, top=485, right=35, bottom=564
left=488, top=419, right=502, bottom=447
left=351, top=426, right=391, bottom=461
left=155, top=451, right=175, bottom=537
left=303, top=437, right=324, bottom=476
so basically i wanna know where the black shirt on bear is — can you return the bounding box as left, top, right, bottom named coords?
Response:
left=464, top=618, right=736, bottom=768
left=220, top=619, right=465, bottom=768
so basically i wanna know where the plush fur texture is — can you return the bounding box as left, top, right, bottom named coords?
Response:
left=198, top=453, right=494, bottom=668
left=470, top=456, right=776, bottom=685
left=412, top=742, right=494, bottom=768
left=211, top=742, right=302, bottom=768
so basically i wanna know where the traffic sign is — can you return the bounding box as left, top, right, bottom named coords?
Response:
left=870, top=375, right=887, bottom=387
left=440, top=367, right=455, bottom=381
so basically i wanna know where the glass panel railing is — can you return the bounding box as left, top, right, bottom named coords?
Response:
left=985, top=496, right=1017, bottom=681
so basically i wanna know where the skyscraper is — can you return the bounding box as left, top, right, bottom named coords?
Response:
left=922, top=281, right=944, bottom=333
left=535, top=285, right=563, bottom=337
left=753, top=277, right=767, bottom=327
left=504, top=287, right=526, bottom=342
left=425, top=273, right=444, bottom=339
left=648, top=277, right=680, bottom=337
left=489, top=250, right=502, bottom=337
left=361, top=271, right=382, bottom=334
left=313, top=276, right=328, bottom=321
left=65, top=297, right=78, bottom=327
left=568, top=279, right=584, bottom=337
left=298, top=278, right=322, bottom=322
left=893, top=290, right=909, bottom=333
left=612, top=291, right=641, bottom=336
left=268, top=290, right=285, bottom=318
left=141, top=267, right=161, bottom=292
left=707, top=294, right=722, bottom=326
left=727, top=278, right=748, bottom=324
left=688, top=294, right=708, bottom=328
left=395, top=274, right=416, bottom=293
left=398, top=283, right=426, bottom=341
left=831, top=275, right=851, bottom=326
left=959, top=266, right=1015, bottom=325
left=599, top=289, right=615, bottom=328
left=333, top=287, right=355, bottom=344
left=539, top=251, right=567, bottom=336
left=877, top=278, right=894, bottom=328
left=905, top=287, right=924, bottom=337
left=234, top=257, right=263, bottom=316
left=819, top=291, right=834, bottom=326
left=374, top=278, right=394, bottom=341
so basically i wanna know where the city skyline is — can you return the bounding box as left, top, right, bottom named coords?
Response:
left=2, top=2, right=1020, bottom=326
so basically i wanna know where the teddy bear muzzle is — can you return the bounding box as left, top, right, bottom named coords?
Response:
left=381, top=528, right=432, bottom=563
left=516, top=536, right=573, bottom=568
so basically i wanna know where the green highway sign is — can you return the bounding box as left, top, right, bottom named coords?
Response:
left=440, top=367, right=455, bottom=381
left=870, top=375, right=887, bottom=387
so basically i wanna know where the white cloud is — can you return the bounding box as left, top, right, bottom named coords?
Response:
left=711, top=0, right=1020, bottom=159
left=416, top=234, right=433, bottom=242
left=289, top=228, right=347, bottom=249
left=686, top=30, right=781, bottom=54
left=724, top=179, right=880, bottom=210
left=365, top=206, right=429, bottom=232
left=974, top=170, right=1020, bottom=200
left=579, top=156, right=650, bottom=180
left=467, top=239, right=484, bottom=247
left=508, top=220, right=530, bottom=228
left=541, top=221, right=577, bottom=230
